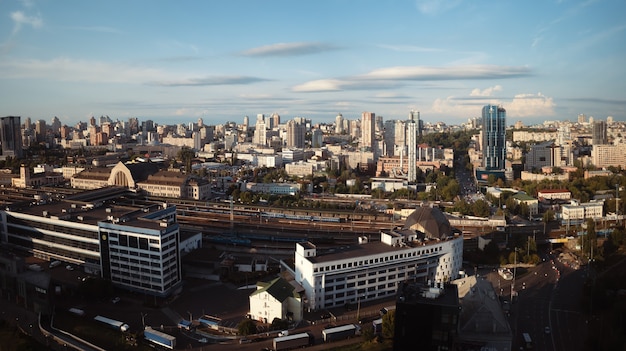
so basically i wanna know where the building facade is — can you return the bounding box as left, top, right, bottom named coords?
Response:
left=0, top=116, right=23, bottom=159
left=482, top=105, right=506, bottom=170
left=0, top=190, right=182, bottom=297
left=293, top=207, right=463, bottom=311
left=361, top=112, right=375, bottom=149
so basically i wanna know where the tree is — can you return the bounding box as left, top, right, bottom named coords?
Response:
left=177, top=146, right=195, bottom=173
left=237, top=319, right=256, bottom=336
left=382, top=309, right=395, bottom=339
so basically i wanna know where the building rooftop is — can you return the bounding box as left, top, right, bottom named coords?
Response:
left=396, top=281, right=459, bottom=307
left=3, top=187, right=173, bottom=230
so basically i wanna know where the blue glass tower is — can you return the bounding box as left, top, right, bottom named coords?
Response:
left=481, top=105, right=506, bottom=170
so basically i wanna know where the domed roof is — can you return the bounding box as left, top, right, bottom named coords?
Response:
left=403, top=206, right=451, bottom=240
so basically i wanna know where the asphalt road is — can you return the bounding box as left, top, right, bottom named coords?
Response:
left=483, top=250, right=588, bottom=351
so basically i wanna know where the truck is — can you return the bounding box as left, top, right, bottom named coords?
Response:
left=273, top=332, right=313, bottom=351
left=68, top=307, right=85, bottom=316
left=94, top=315, right=130, bottom=332
left=144, top=326, right=176, bottom=349
left=322, top=324, right=360, bottom=342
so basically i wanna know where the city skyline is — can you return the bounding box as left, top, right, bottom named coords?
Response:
left=1, top=0, right=625, bottom=127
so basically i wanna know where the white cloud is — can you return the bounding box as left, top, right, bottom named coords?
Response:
left=10, top=11, right=43, bottom=35
left=470, top=85, right=503, bottom=97
left=507, top=92, right=556, bottom=117
left=429, top=91, right=555, bottom=118
left=292, top=79, right=344, bottom=92
left=359, top=65, right=530, bottom=81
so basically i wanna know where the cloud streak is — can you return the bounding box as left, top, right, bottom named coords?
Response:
left=240, top=42, right=339, bottom=57
left=293, top=65, right=531, bottom=92
left=149, top=76, right=270, bottom=87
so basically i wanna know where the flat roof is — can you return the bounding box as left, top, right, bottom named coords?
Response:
left=305, top=237, right=451, bottom=264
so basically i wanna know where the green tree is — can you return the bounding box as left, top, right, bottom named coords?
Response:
left=237, top=319, right=256, bottom=336
left=471, top=199, right=491, bottom=217
left=382, top=309, right=395, bottom=339
left=177, top=146, right=195, bottom=173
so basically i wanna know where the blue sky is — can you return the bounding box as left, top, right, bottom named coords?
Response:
left=1, top=0, right=625, bottom=127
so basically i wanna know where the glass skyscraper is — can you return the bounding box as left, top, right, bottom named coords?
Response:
left=481, top=105, right=506, bottom=170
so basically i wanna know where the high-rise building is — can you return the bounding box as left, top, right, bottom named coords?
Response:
left=481, top=105, right=506, bottom=170
left=578, top=113, right=586, bottom=124
left=286, top=119, right=306, bottom=148
left=410, top=110, right=423, bottom=137
left=335, top=113, right=344, bottom=134
left=0, top=116, right=23, bottom=159
left=35, top=119, right=47, bottom=143
left=254, top=114, right=267, bottom=145
left=394, top=120, right=406, bottom=156
left=407, top=112, right=419, bottom=182
left=361, top=112, right=375, bottom=149
left=383, top=120, right=396, bottom=157
left=592, top=120, right=607, bottom=145
left=270, top=113, right=280, bottom=129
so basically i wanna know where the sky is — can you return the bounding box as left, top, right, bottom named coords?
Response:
left=1, top=0, right=625, bottom=127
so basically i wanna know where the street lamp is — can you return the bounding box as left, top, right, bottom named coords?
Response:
left=356, top=294, right=364, bottom=321
left=511, top=248, right=518, bottom=303
left=141, top=312, right=148, bottom=328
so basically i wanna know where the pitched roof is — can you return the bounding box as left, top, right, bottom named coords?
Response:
left=403, top=206, right=451, bottom=239
left=251, top=276, right=298, bottom=302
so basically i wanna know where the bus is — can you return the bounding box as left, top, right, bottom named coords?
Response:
left=522, top=332, right=533, bottom=349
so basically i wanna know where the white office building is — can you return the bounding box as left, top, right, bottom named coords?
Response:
left=293, top=206, right=463, bottom=311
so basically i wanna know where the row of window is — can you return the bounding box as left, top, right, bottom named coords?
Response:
left=313, top=246, right=443, bottom=273
left=9, top=217, right=98, bottom=239
left=8, top=235, right=98, bottom=263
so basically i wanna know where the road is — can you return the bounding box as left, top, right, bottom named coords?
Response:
left=483, top=249, right=588, bottom=351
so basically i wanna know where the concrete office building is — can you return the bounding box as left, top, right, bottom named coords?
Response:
left=293, top=206, right=463, bottom=311
left=0, top=116, right=23, bottom=159
left=0, top=188, right=182, bottom=297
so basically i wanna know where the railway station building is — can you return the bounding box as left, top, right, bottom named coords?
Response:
left=292, top=206, right=463, bottom=311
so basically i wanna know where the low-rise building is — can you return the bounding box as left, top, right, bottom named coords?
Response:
left=561, top=200, right=604, bottom=221
left=243, top=182, right=300, bottom=195
left=537, top=189, right=571, bottom=201
left=249, top=276, right=304, bottom=323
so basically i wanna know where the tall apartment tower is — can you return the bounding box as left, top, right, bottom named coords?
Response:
left=0, top=116, right=23, bottom=159
left=286, top=119, right=306, bottom=148
left=335, top=113, right=344, bottom=134
left=407, top=112, right=418, bottom=182
left=592, top=121, right=607, bottom=145
left=410, top=110, right=423, bottom=137
left=481, top=105, right=506, bottom=170
left=383, top=120, right=396, bottom=157
left=254, top=116, right=267, bottom=146
left=361, top=112, right=375, bottom=149
left=270, top=113, right=280, bottom=129
left=394, top=120, right=406, bottom=156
